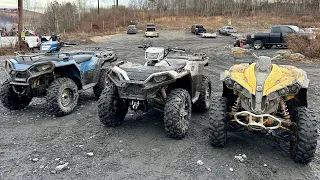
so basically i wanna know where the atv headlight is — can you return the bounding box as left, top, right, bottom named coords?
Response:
left=31, top=64, right=53, bottom=73
left=278, top=87, right=289, bottom=96
left=224, top=78, right=235, bottom=88
left=153, top=75, right=168, bottom=83
left=288, top=83, right=301, bottom=94
left=234, top=83, right=243, bottom=91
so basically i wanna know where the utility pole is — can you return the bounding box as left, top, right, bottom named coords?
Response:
left=18, top=0, right=23, bottom=49
left=98, top=0, right=100, bottom=20
left=116, top=0, right=118, bottom=7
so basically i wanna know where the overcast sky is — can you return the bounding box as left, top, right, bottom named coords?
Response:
left=0, top=0, right=130, bottom=9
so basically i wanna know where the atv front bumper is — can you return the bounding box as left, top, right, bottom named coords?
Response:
left=114, top=79, right=175, bottom=100
left=6, top=70, right=53, bottom=97
left=233, top=111, right=282, bottom=131
left=9, top=82, right=47, bottom=97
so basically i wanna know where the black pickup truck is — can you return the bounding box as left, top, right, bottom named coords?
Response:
left=246, top=25, right=309, bottom=50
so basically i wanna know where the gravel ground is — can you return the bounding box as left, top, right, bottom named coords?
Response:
left=0, top=30, right=319, bottom=180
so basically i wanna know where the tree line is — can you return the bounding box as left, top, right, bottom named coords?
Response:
left=129, top=0, right=320, bottom=16
left=18, top=0, right=320, bottom=34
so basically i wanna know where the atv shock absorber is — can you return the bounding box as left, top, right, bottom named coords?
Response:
left=231, top=97, right=241, bottom=114
left=279, top=98, right=290, bottom=120
left=161, top=88, right=167, bottom=100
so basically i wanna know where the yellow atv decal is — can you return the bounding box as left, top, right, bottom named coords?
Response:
left=230, top=63, right=256, bottom=95
left=263, top=65, right=295, bottom=95
left=279, top=65, right=307, bottom=86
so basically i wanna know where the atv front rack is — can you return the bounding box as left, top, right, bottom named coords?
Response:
left=234, top=111, right=282, bottom=131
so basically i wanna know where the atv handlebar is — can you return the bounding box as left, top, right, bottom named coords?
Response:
left=14, top=51, right=26, bottom=56
left=246, top=49, right=280, bottom=60
left=169, top=48, right=186, bottom=52
left=138, top=45, right=186, bottom=52
left=270, top=54, right=282, bottom=61
left=138, top=45, right=150, bottom=50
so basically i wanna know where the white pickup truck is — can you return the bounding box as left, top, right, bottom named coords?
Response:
left=0, top=35, right=43, bottom=49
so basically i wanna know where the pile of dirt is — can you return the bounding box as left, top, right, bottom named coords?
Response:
left=276, top=50, right=306, bottom=62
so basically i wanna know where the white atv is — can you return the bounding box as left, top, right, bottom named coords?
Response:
left=98, top=45, right=211, bottom=139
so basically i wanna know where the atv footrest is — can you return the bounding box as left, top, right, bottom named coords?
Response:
left=10, top=82, right=29, bottom=86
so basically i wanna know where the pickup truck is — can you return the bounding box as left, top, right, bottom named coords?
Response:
left=191, top=24, right=207, bottom=35
left=246, top=25, right=315, bottom=50
left=0, top=35, right=41, bottom=49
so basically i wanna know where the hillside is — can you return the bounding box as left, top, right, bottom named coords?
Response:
left=0, top=8, right=42, bottom=30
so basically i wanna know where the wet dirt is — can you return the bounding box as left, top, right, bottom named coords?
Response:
left=0, top=30, right=319, bottom=180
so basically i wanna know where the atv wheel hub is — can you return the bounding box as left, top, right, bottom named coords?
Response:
left=61, top=88, right=74, bottom=107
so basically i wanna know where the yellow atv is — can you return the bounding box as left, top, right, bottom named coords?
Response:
left=209, top=50, right=318, bottom=163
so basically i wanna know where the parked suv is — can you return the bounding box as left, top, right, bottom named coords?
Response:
left=191, top=24, right=207, bottom=35
left=145, top=24, right=159, bottom=38
left=127, top=25, right=137, bottom=34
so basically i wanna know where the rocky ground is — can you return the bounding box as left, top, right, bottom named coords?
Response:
left=0, top=30, right=319, bottom=180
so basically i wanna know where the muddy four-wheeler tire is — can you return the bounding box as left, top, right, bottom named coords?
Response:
left=290, top=107, right=318, bottom=164
left=193, top=76, right=211, bottom=112
left=164, top=88, right=192, bottom=139
left=46, top=78, right=79, bottom=116
left=98, top=85, right=129, bottom=127
left=93, top=69, right=108, bottom=98
left=209, top=97, right=228, bottom=147
left=0, top=80, right=32, bottom=110
left=253, top=40, right=263, bottom=50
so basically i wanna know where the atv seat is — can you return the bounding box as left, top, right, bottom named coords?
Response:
left=73, top=54, right=93, bottom=63
left=165, top=59, right=187, bottom=67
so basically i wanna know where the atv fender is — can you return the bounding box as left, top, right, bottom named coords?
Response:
left=286, top=88, right=308, bottom=116
left=54, top=65, right=82, bottom=89
left=222, top=82, right=239, bottom=108
left=168, top=74, right=193, bottom=100
left=294, top=88, right=308, bottom=107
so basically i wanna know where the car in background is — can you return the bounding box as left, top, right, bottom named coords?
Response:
left=199, top=32, right=217, bottom=38
left=191, top=24, right=207, bottom=35
left=219, top=26, right=238, bottom=36
left=145, top=24, right=159, bottom=38
left=127, top=25, right=137, bottom=34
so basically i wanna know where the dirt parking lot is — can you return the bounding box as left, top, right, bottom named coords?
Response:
left=0, top=30, right=319, bottom=180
